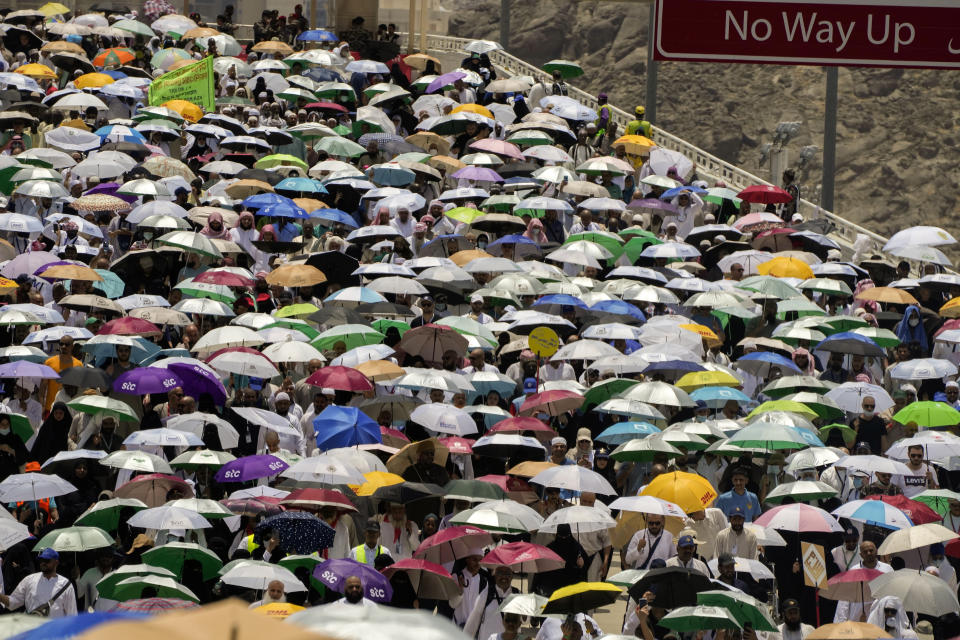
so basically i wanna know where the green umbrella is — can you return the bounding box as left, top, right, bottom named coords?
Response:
left=760, top=375, right=837, bottom=399
left=371, top=318, right=410, bottom=335
left=275, top=304, right=321, bottom=319
left=444, top=479, right=506, bottom=502
left=481, top=194, right=520, bottom=212
left=67, top=396, right=139, bottom=422
left=0, top=163, right=23, bottom=195
left=764, top=480, right=839, bottom=505
left=393, top=152, right=432, bottom=164
left=542, top=59, right=583, bottom=78
left=851, top=326, right=900, bottom=348
left=113, top=19, right=155, bottom=38
left=655, top=431, right=709, bottom=452
left=278, top=555, right=327, bottom=591
left=696, top=590, right=777, bottom=632
left=776, top=297, right=826, bottom=319
left=472, top=287, right=521, bottom=308
left=312, top=324, right=385, bottom=351
left=746, top=400, right=819, bottom=420
left=726, top=423, right=816, bottom=451
left=444, top=207, right=485, bottom=225
left=93, top=269, right=125, bottom=299
left=315, top=136, right=365, bottom=158
left=778, top=392, right=844, bottom=421
left=584, top=378, right=639, bottom=408
left=606, top=569, right=647, bottom=587
left=255, top=154, right=308, bottom=171
left=622, top=233, right=663, bottom=263
left=170, top=449, right=236, bottom=471
left=913, top=489, right=960, bottom=516
left=262, top=319, right=320, bottom=340
left=660, top=606, right=741, bottom=632
left=893, top=401, right=960, bottom=428
left=738, top=275, right=802, bottom=300
left=436, top=316, right=497, bottom=347
left=175, top=279, right=236, bottom=304
left=702, top=187, right=742, bottom=207
left=142, top=542, right=223, bottom=580
left=505, top=130, right=553, bottom=147
left=799, top=278, right=853, bottom=297
left=75, top=498, right=148, bottom=530
left=33, top=526, right=114, bottom=552
left=96, top=564, right=177, bottom=598
left=610, top=437, right=684, bottom=462
left=818, top=315, right=869, bottom=333
left=103, top=575, right=199, bottom=603
left=6, top=412, right=32, bottom=443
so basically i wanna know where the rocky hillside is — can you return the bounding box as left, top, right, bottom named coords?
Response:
left=447, top=0, right=960, bottom=240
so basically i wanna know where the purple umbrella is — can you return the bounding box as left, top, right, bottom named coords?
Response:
left=113, top=367, right=182, bottom=395
left=312, top=558, right=393, bottom=603
left=426, top=71, right=466, bottom=94
left=214, top=454, right=289, bottom=483
left=0, top=361, right=59, bottom=379
left=628, top=198, right=679, bottom=213
left=452, top=166, right=503, bottom=182
left=85, top=182, right=137, bottom=204
left=0, top=251, right=60, bottom=279
left=34, top=260, right=79, bottom=277
left=168, top=363, right=227, bottom=406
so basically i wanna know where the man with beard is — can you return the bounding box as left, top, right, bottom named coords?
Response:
left=257, top=392, right=304, bottom=455
left=229, top=387, right=261, bottom=457
left=714, top=505, right=758, bottom=560
left=465, top=566, right=519, bottom=640
left=778, top=598, right=814, bottom=640
left=248, top=580, right=285, bottom=608
left=666, top=534, right=710, bottom=575
left=334, top=575, right=375, bottom=607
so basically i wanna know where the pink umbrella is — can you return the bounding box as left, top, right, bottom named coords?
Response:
left=819, top=568, right=882, bottom=602
left=753, top=503, right=844, bottom=533
left=193, top=270, right=256, bottom=287
left=98, top=316, right=162, bottom=337
left=451, top=166, right=503, bottom=182
left=481, top=541, right=564, bottom=573
left=414, top=525, right=493, bottom=564
left=518, top=390, right=585, bottom=417
left=468, top=138, right=524, bottom=160
left=380, top=426, right=410, bottom=448
left=732, top=212, right=783, bottom=231
left=488, top=416, right=553, bottom=434
left=381, top=558, right=462, bottom=599
left=475, top=475, right=538, bottom=503
left=305, top=365, right=374, bottom=392
left=438, top=436, right=473, bottom=454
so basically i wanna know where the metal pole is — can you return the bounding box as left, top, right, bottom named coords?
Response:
left=500, top=0, right=510, bottom=50
left=419, top=0, right=427, bottom=55
left=310, top=0, right=317, bottom=29
left=408, top=0, right=417, bottom=53
left=644, top=2, right=658, bottom=125
left=822, top=66, right=838, bottom=212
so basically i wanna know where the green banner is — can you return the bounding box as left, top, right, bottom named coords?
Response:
left=148, top=56, right=214, bottom=112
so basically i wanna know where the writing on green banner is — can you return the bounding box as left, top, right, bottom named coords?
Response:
left=148, top=56, right=214, bottom=112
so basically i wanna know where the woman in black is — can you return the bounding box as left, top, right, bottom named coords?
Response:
left=0, top=414, right=27, bottom=481
left=30, top=402, right=72, bottom=465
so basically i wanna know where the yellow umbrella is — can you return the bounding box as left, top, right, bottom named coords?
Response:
left=75, top=73, right=115, bottom=89
left=404, top=53, right=441, bottom=71
left=756, top=256, right=814, bottom=279
left=354, top=359, right=405, bottom=382
left=505, top=460, right=557, bottom=478
left=452, top=103, right=494, bottom=119
left=41, top=41, right=84, bottom=55
left=806, top=622, right=892, bottom=640
left=265, top=263, right=327, bottom=288
left=183, top=27, right=221, bottom=39
left=542, top=582, right=622, bottom=615
left=641, top=470, right=717, bottom=514
left=224, top=179, right=274, bottom=199
left=450, top=249, right=493, bottom=267
left=350, top=471, right=405, bottom=496
left=293, top=198, right=328, bottom=212
left=675, top=370, right=741, bottom=391
left=940, top=298, right=960, bottom=318
left=16, top=64, right=57, bottom=79
left=612, top=134, right=656, bottom=155
left=163, top=100, right=203, bottom=123
left=406, top=132, right=450, bottom=155
left=38, top=264, right=104, bottom=282
left=38, top=2, right=71, bottom=15
left=855, top=286, right=918, bottom=306
left=678, top=323, right=719, bottom=341
left=747, top=400, right=819, bottom=419
left=251, top=41, right=293, bottom=56
left=0, top=277, right=17, bottom=293
left=253, top=602, right=304, bottom=618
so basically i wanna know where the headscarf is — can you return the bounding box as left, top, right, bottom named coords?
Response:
left=895, top=304, right=928, bottom=352
left=524, top=219, right=548, bottom=244
left=791, top=347, right=815, bottom=375
left=230, top=211, right=258, bottom=255
left=866, top=596, right=914, bottom=637
left=258, top=224, right=276, bottom=241
left=30, top=402, right=72, bottom=464
left=200, top=212, right=231, bottom=240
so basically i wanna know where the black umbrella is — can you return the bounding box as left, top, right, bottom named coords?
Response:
left=0, top=110, right=37, bottom=127
left=117, top=65, right=153, bottom=79
left=49, top=52, right=94, bottom=74
left=685, top=227, right=743, bottom=248
left=249, top=127, right=293, bottom=146
left=702, top=241, right=752, bottom=269
left=308, top=306, right=367, bottom=326
left=306, top=251, right=361, bottom=286
left=497, top=162, right=540, bottom=179
left=372, top=482, right=444, bottom=503
left=4, top=27, right=42, bottom=54
left=198, top=114, right=246, bottom=136
left=222, top=152, right=256, bottom=168
left=320, top=182, right=363, bottom=214
left=251, top=240, right=303, bottom=254
left=254, top=512, right=335, bottom=554
left=100, top=142, right=153, bottom=161
left=628, top=566, right=714, bottom=609
left=3, top=102, right=46, bottom=117
left=60, top=366, right=111, bottom=391
left=355, top=301, right=416, bottom=317
left=236, top=168, right=282, bottom=185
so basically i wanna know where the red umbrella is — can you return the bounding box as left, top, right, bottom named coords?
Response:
left=819, top=568, right=883, bottom=602
left=380, top=425, right=410, bottom=448
left=381, top=558, right=462, bottom=599
left=304, top=102, right=348, bottom=113
left=518, top=390, right=584, bottom=417
left=193, top=270, right=255, bottom=287
left=947, top=539, right=960, bottom=559
left=475, top=475, right=538, bottom=504
left=98, top=316, right=161, bottom=337
left=305, top=365, right=374, bottom=391
left=220, top=496, right=285, bottom=516
left=489, top=416, right=554, bottom=434
left=438, top=436, right=473, bottom=454
left=865, top=494, right=941, bottom=524
left=414, top=525, right=493, bottom=564
left=280, top=488, right=357, bottom=512
left=481, top=541, right=564, bottom=573
left=737, top=184, right=793, bottom=204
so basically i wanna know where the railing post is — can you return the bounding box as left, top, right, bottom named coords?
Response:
left=644, top=2, right=658, bottom=125
left=500, top=0, right=510, bottom=51
left=822, top=66, right=838, bottom=213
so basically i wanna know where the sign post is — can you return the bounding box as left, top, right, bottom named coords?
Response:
left=801, top=541, right=827, bottom=625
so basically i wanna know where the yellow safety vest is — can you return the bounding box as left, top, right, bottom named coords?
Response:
left=245, top=534, right=260, bottom=553
left=353, top=544, right=387, bottom=564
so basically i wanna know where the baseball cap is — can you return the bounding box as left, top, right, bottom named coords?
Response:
left=725, top=505, right=745, bottom=518
left=38, top=548, right=59, bottom=560
left=365, top=519, right=381, bottom=532
left=782, top=598, right=800, bottom=611
left=843, top=526, right=859, bottom=539
left=523, top=377, right=538, bottom=393
left=576, top=428, right=592, bottom=443
left=248, top=377, right=264, bottom=391
left=677, top=535, right=695, bottom=548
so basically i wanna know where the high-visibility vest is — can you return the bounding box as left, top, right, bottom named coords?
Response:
left=17, top=498, right=50, bottom=518
left=353, top=544, right=387, bottom=564
left=245, top=534, right=260, bottom=553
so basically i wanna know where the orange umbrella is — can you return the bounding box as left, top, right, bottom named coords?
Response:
left=251, top=40, right=293, bottom=56
left=428, top=155, right=466, bottom=173
left=163, top=100, right=203, bottom=123
left=506, top=461, right=557, bottom=478
left=38, top=264, right=104, bottom=282
left=354, top=359, right=405, bottom=381
left=404, top=53, right=441, bottom=71
left=74, top=72, right=115, bottom=89
left=449, top=249, right=493, bottom=266
left=452, top=103, right=493, bottom=119
left=265, top=263, right=327, bottom=287
left=93, top=47, right=135, bottom=67
left=15, top=64, right=57, bottom=79
left=854, top=286, right=918, bottom=306
left=183, top=27, right=221, bottom=39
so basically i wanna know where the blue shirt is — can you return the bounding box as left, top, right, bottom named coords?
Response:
left=714, top=489, right=762, bottom=522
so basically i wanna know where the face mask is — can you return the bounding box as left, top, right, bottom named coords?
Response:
left=862, top=411, right=875, bottom=418
left=477, top=241, right=487, bottom=250
left=768, top=465, right=781, bottom=474
left=885, top=617, right=896, bottom=629
left=0, top=427, right=9, bottom=435
left=853, top=477, right=864, bottom=488
left=436, top=302, right=447, bottom=312
left=909, top=317, right=920, bottom=327
left=144, top=232, right=153, bottom=241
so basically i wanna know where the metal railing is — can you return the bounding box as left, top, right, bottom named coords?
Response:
left=408, top=33, right=888, bottom=255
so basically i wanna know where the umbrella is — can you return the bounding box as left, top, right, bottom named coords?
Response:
left=311, top=558, right=393, bottom=602
left=820, top=568, right=883, bottom=602
left=451, top=500, right=544, bottom=533
left=255, top=512, right=335, bottom=554
left=381, top=559, right=461, bottom=599
left=113, top=367, right=181, bottom=395
left=214, top=455, right=289, bottom=483
left=875, top=523, right=958, bottom=554
left=540, top=506, right=617, bottom=534
left=640, top=471, right=717, bottom=514
left=32, top=526, right=114, bottom=552
left=481, top=541, right=563, bottom=572
left=75, top=498, right=148, bottom=530
left=832, top=500, right=914, bottom=530
left=110, top=597, right=198, bottom=613
left=869, top=568, right=960, bottom=617
left=530, top=465, right=617, bottom=495
left=754, top=503, right=844, bottom=532
left=305, top=366, right=374, bottom=392
left=0, top=473, right=76, bottom=502
left=220, top=560, right=306, bottom=593
left=142, top=542, right=223, bottom=580
left=128, top=506, right=211, bottom=530
left=105, top=576, right=200, bottom=603
left=696, top=590, right=777, bottom=632
left=628, top=566, right=713, bottom=608
left=660, top=606, right=742, bottom=632
left=313, top=405, right=381, bottom=449
left=397, top=324, right=469, bottom=362
left=414, top=525, right=494, bottom=564
left=542, top=581, right=621, bottom=614
left=765, top=480, right=838, bottom=504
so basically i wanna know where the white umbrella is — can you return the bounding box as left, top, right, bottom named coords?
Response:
left=366, top=276, right=429, bottom=296
left=279, top=453, right=368, bottom=484
left=707, top=557, right=774, bottom=580
left=581, top=323, right=643, bottom=341
left=608, top=495, right=687, bottom=518
left=172, top=298, right=235, bottom=318
left=876, top=523, right=958, bottom=555
left=127, top=505, right=212, bottom=530
left=230, top=407, right=302, bottom=439
left=824, top=382, right=894, bottom=413
left=620, top=381, right=695, bottom=407
left=15, top=180, right=69, bottom=198
left=50, top=93, right=108, bottom=112
left=262, top=340, right=326, bottom=364
left=0, top=213, right=43, bottom=233
left=208, top=349, right=280, bottom=378
left=0, top=517, right=30, bottom=551
left=326, top=447, right=388, bottom=474
left=191, top=326, right=265, bottom=353
left=883, top=226, right=956, bottom=251
left=888, top=358, right=958, bottom=380
left=329, top=344, right=392, bottom=367
left=641, top=243, right=701, bottom=260
left=0, top=473, right=76, bottom=502
left=833, top=454, right=912, bottom=477
left=886, top=432, right=960, bottom=462
left=870, top=569, right=959, bottom=616
left=395, top=368, right=474, bottom=392
left=744, top=523, right=787, bottom=547
left=530, top=465, right=617, bottom=495
left=539, top=505, right=617, bottom=533
left=785, top=447, right=844, bottom=473
left=167, top=413, right=240, bottom=450
left=410, top=403, right=477, bottom=436
left=550, top=340, right=621, bottom=362
left=71, top=157, right=126, bottom=179
left=99, top=450, right=173, bottom=474
left=221, top=559, right=307, bottom=592
left=454, top=499, right=544, bottom=532
left=126, top=200, right=189, bottom=223
left=123, top=428, right=205, bottom=448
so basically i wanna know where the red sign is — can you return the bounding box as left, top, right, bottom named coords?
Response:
left=654, top=0, right=960, bottom=69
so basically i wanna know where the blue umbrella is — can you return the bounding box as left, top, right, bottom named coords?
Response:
left=735, top=352, right=802, bottom=377
left=314, top=405, right=381, bottom=450
left=297, top=29, right=338, bottom=42
left=486, top=234, right=541, bottom=258
left=100, top=70, right=128, bottom=80
left=137, top=348, right=190, bottom=365
left=242, top=193, right=293, bottom=210
left=534, top=294, right=589, bottom=309
left=9, top=611, right=146, bottom=640
left=312, top=558, right=393, bottom=602
left=642, top=360, right=705, bottom=375
left=814, top=331, right=884, bottom=357
left=95, top=125, right=146, bottom=144
left=258, top=202, right=310, bottom=219
left=255, top=511, right=335, bottom=554
left=112, top=367, right=182, bottom=395
left=275, top=177, right=327, bottom=194
left=596, top=421, right=661, bottom=445
left=590, top=299, right=647, bottom=321
left=0, top=360, right=59, bottom=378
left=690, top=386, right=751, bottom=408
left=660, top=185, right=707, bottom=200
left=214, top=454, right=289, bottom=483
left=311, top=208, right=359, bottom=229
left=370, top=164, right=416, bottom=187
left=427, top=71, right=467, bottom=94
left=303, top=67, right=343, bottom=82
left=93, top=269, right=125, bottom=299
